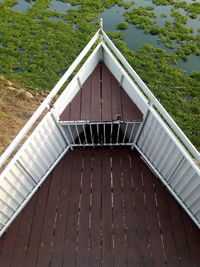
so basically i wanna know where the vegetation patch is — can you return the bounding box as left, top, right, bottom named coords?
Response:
left=0, top=0, right=199, bottom=150
left=152, top=0, right=174, bottom=5
left=116, top=21, right=128, bottom=30
left=124, top=2, right=200, bottom=61
left=108, top=33, right=200, bottom=149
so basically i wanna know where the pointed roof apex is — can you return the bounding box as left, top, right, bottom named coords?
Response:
left=100, top=17, right=103, bottom=30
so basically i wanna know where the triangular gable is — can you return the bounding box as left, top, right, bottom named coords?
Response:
left=60, top=63, right=143, bottom=122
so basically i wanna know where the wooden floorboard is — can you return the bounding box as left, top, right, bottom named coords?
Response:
left=131, top=151, right=153, bottom=267
left=23, top=174, right=52, bottom=267
left=50, top=153, right=73, bottom=267
left=141, top=161, right=166, bottom=266
left=121, top=150, right=140, bottom=266
left=10, top=194, right=38, bottom=267
left=112, top=149, right=128, bottom=267
left=0, top=147, right=200, bottom=267
left=36, top=159, right=64, bottom=266
left=60, top=64, right=143, bottom=122
left=88, top=149, right=101, bottom=266
left=0, top=213, right=23, bottom=266
left=153, top=177, right=181, bottom=267
left=76, top=149, right=92, bottom=266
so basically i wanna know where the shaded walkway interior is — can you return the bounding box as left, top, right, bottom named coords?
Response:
left=0, top=148, right=200, bottom=267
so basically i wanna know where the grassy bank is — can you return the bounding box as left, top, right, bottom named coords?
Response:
left=0, top=0, right=199, bottom=150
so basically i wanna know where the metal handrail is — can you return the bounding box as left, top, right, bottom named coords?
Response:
left=0, top=30, right=101, bottom=169
left=102, top=30, right=200, bottom=162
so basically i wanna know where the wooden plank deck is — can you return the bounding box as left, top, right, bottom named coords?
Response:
left=60, top=64, right=143, bottom=122
left=0, top=147, right=200, bottom=267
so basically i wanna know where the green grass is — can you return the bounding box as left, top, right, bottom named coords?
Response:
left=0, top=0, right=199, bottom=149
left=108, top=34, right=200, bottom=149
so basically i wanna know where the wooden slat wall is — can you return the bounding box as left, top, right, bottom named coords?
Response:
left=60, top=64, right=143, bottom=122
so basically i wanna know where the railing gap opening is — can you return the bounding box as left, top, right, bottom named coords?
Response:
left=61, top=122, right=141, bottom=147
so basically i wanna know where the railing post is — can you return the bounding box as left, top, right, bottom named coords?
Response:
left=131, top=101, right=153, bottom=150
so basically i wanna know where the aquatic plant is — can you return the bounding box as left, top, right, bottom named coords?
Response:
left=0, top=0, right=199, bottom=148
left=116, top=22, right=128, bottom=30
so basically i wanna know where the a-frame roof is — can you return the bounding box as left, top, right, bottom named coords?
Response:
left=60, top=64, right=143, bottom=122
left=0, top=26, right=199, bottom=246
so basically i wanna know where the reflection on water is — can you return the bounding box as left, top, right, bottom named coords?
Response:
left=6, top=0, right=200, bottom=72
left=11, top=0, right=34, bottom=12
left=46, top=0, right=79, bottom=12
left=48, top=16, right=66, bottom=22
left=176, top=54, right=200, bottom=73
left=99, top=0, right=200, bottom=72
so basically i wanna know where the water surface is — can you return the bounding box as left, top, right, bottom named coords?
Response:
left=11, top=0, right=34, bottom=12
left=6, top=0, right=200, bottom=72
left=99, top=0, right=200, bottom=72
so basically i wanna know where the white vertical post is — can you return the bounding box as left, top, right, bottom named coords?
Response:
left=100, top=18, right=103, bottom=29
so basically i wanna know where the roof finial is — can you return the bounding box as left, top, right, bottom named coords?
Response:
left=100, top=18, right=103, bottom=30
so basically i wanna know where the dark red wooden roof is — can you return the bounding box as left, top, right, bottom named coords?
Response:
left=0, top=147, right=200, bottom=266
left=60, top=64, right=143, bottom=122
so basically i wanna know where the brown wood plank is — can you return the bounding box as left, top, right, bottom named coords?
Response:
left=0, top=213, right=23, bottom=267
left=141, top=161, right=166, bottom=266
left=10, top=194, right=38, bottom=267
left=36, top=160, right=64, bottom=266
left=76, top=149, right=92, bottom=266
left=62, top=150, right=83, bottom=266
left=101, top=64, right=112, bottom=121
left=181, top=211, right=200, bottom=267
left=121, top=89, right=143, bottom=122
left=81, top=76, right=92, bottom=120
left=111, top=75, right=123, bottom=121
left=60, top=104, right=70, bottom=121
left=60, top=64, right=143, bottom=122
left=1, top=148, right=200, bottom=267
left=88, top=148, right=102, bottom=266
left=154, top=177, right=181, bottom=267
left=121, top=150, right=140, bottom=266
left=167, top=191, right=192, bottom=267
left=91, top=65, right=101, bottom=122
left=49, top=153, right=74, bottom=267
left=112, top=148, right=127, bottom=266
left=23, top=175, right=52, bottom=266
left=101, top=148, right=114, bottom=266
left=131, top=151, right=153, bottom=266
left=70, top=90, right=81, bottom=121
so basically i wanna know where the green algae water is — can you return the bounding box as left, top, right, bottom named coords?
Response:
left=5, top=0, right=200, bottom=72
left=0, top=0, right=199, bottom=148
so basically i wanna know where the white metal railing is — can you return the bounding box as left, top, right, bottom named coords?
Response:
left=0, top=30, right=101, bottom=237
left=102, top=30, right=200, bottom=163
left=0, top=111, right=69, bottom=236
left=99, top=33, right=200, bottom=228
left=60, top=121, right=141, bottom=147
left=0, top=25, right=199, bottom=236
left=0, top=30, right=101, bottom=170
left=135, top=107, right=200, bottom=227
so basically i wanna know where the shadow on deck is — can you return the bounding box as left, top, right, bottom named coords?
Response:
left=0, top=147, right=200, bottom=266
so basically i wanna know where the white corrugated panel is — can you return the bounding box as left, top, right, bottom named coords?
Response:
left=0, top=111, right=68, bottom=236
left=136, top=109, right=200, bottom=226
left=55, top=44, right=102, bottom=116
